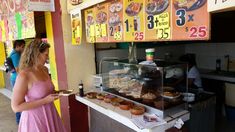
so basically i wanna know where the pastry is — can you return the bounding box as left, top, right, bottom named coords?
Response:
left=86, top=92, right=97, bottom=99
left=96, top=93, right=105, bottom=100
left=103, top=94, right=115, bottom=103
left=142, top=92, right=157, bottom=104
left=110, top=97, right=124, bottom=106
left=119, top=101, right=134, bottom=110
left=130, top=105, right=145, bottom=115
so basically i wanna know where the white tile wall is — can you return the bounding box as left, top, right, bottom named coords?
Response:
left=185, top=43, right=235, bottom=70
left=96, top=42, right=235, bottom=72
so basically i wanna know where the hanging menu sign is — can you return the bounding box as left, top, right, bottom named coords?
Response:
left=0, top=11, right=35, bottom=41
left=71, top=9, right=82, bottom=45
left=171, top=0, right=210, bottom=40
left=28, top=0, right=55, bottom=12
left=144, top=0, right=171, bottom=41
left=85, top=7, right=95, bottom=43
left=123, top=0, right=145, bottom=42
left=108, top=0, right=124, bottom=42
left=94, top=3, right=109, bottom=43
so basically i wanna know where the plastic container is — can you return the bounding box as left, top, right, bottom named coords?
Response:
left=145, top=48, right=155, bottom=62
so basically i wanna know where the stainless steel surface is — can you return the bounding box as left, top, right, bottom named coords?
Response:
left=200, top=69, right=235, bottom=82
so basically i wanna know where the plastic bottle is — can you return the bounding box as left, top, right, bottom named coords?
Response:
left=216, top=59, right=221, bottom=72
left=79, top=80, right=84, bottom=97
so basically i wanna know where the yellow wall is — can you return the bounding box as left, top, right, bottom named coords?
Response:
left=0, top=42, right=6, bottom=88
left=60, top=0, right=96, bottom=92
left=44, top=12, right=61, bottom=116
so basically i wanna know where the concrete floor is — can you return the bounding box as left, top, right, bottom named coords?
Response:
left=0, top=93, right=18, bottom=132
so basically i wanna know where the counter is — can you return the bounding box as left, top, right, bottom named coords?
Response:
left=200, top=69, right=235, bottom=83
left=75, top=95, right=189, bottom=132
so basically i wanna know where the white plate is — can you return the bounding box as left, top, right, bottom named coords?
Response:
left=161, top=92, right=181, bottom=99
left=57, top=90, right=74, bottom=96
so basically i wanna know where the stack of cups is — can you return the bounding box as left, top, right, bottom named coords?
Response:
left=145, top=48, right=155, bottom=62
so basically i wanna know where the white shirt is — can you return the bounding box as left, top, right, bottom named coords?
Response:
left=188, top=66, right=202, bottom=88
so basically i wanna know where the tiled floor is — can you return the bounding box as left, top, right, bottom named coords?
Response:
left=0, top=93, right=18, bottom=132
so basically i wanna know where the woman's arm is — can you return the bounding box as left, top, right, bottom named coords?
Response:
left=11, top=71, right=60, bottom=112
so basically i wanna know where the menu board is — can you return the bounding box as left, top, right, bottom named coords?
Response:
left=144, top=0, right=171, bottom=41
left=123, top=0, right=145, bottom=42
left=71, top=10, right=82, bottom=45
left=108, top=0, right=124, bottom=42
left=84, top=8, right=95, bottom=43
left=83, top=0, right=210, bottom=43
left=171, top=0, right=210, bottom=40
left=94, top=3, right=109, bottom=43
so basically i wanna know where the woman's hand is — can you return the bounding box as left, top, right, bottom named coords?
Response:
left=43, top=94, right=61, bottom=104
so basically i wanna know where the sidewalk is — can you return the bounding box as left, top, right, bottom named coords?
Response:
left=0, top=89, right=18, bottom=132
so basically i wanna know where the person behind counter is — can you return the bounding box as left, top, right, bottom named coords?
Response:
left=11, top=40, right=67, bottom=132
left=179, top=54, right=202, bottom=89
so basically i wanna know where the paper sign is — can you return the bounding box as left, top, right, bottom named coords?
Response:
left=157, top=27, right=171, bottom=39
left=154, top=12, right=170, bottom=29
left=171, top=0, right=210, bottom=40
left=155, top=12, right=171, bottom=40
left=71, top=9, right=82, bottom=45
left=101, top=24, right=107, bottom=37
left=108, top=0, right=124, bottom=42
left=94, top=3, right=109, bottom=42
left=144, top=0, right=171, bottom=41
left=95, top=24, right=101, bottom=38
left=90, top=24, right=95, bottom=37
left=123, top=0, right=145, bottom=42
left=114, top=31, right=122, bottom=40
left=84, top=8, right=96, bottom=43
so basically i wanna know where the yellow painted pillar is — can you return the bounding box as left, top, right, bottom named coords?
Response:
left=44, top=12, right=61, bottom=116
left=0, top=42, right=6, bottom=88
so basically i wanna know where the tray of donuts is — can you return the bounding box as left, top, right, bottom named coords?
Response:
left=86, top=92, right=146, bottom=115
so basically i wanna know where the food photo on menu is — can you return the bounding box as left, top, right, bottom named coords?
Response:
left=173, top=0, right=206, bottom=11
left=146, top=0, right=169, bottom=15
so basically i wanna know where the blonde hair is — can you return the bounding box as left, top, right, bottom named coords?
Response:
left=19, top=39, right=50, bottom=71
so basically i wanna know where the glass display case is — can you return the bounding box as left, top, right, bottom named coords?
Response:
left=100, top=59, right=188, bottom=118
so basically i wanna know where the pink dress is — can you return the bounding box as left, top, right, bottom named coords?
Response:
left=18, top=79, right=67, bottom=132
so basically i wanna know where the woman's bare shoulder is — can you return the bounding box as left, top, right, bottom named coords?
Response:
left=18, top=69, right=32, bottom=80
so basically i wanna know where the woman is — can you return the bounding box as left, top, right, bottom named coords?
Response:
left=180, top=54, right=202, bottom=89
left=11, top=40, right=66, bottom=132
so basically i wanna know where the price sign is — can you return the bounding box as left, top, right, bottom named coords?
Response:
left=108, top=0, right=124, bottom=42
left=114, top=31, right=122, bottom=40
left=171, top=0, right=210, bottom=40
left=90, top=24, right=95, bottom=37
left=123, top=0, right=145, bottom=42
left=144, top=0, right=171, bottom=41
left=155, top=12, right=171, bottom=40
left=154, top=12, right=170, bottom=29
left=84, top=8, right=96, bottom=43
left=95, top=24, right=101, bottom=38
left=94, top=3, right=109, bottom=43
left=157, top=27, right=171, bottom=39
left=89, top=24, right=95, bottom=43
left=101, top=24, right=107, bottom=37
left=71, top=10, right=82, bottom=45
